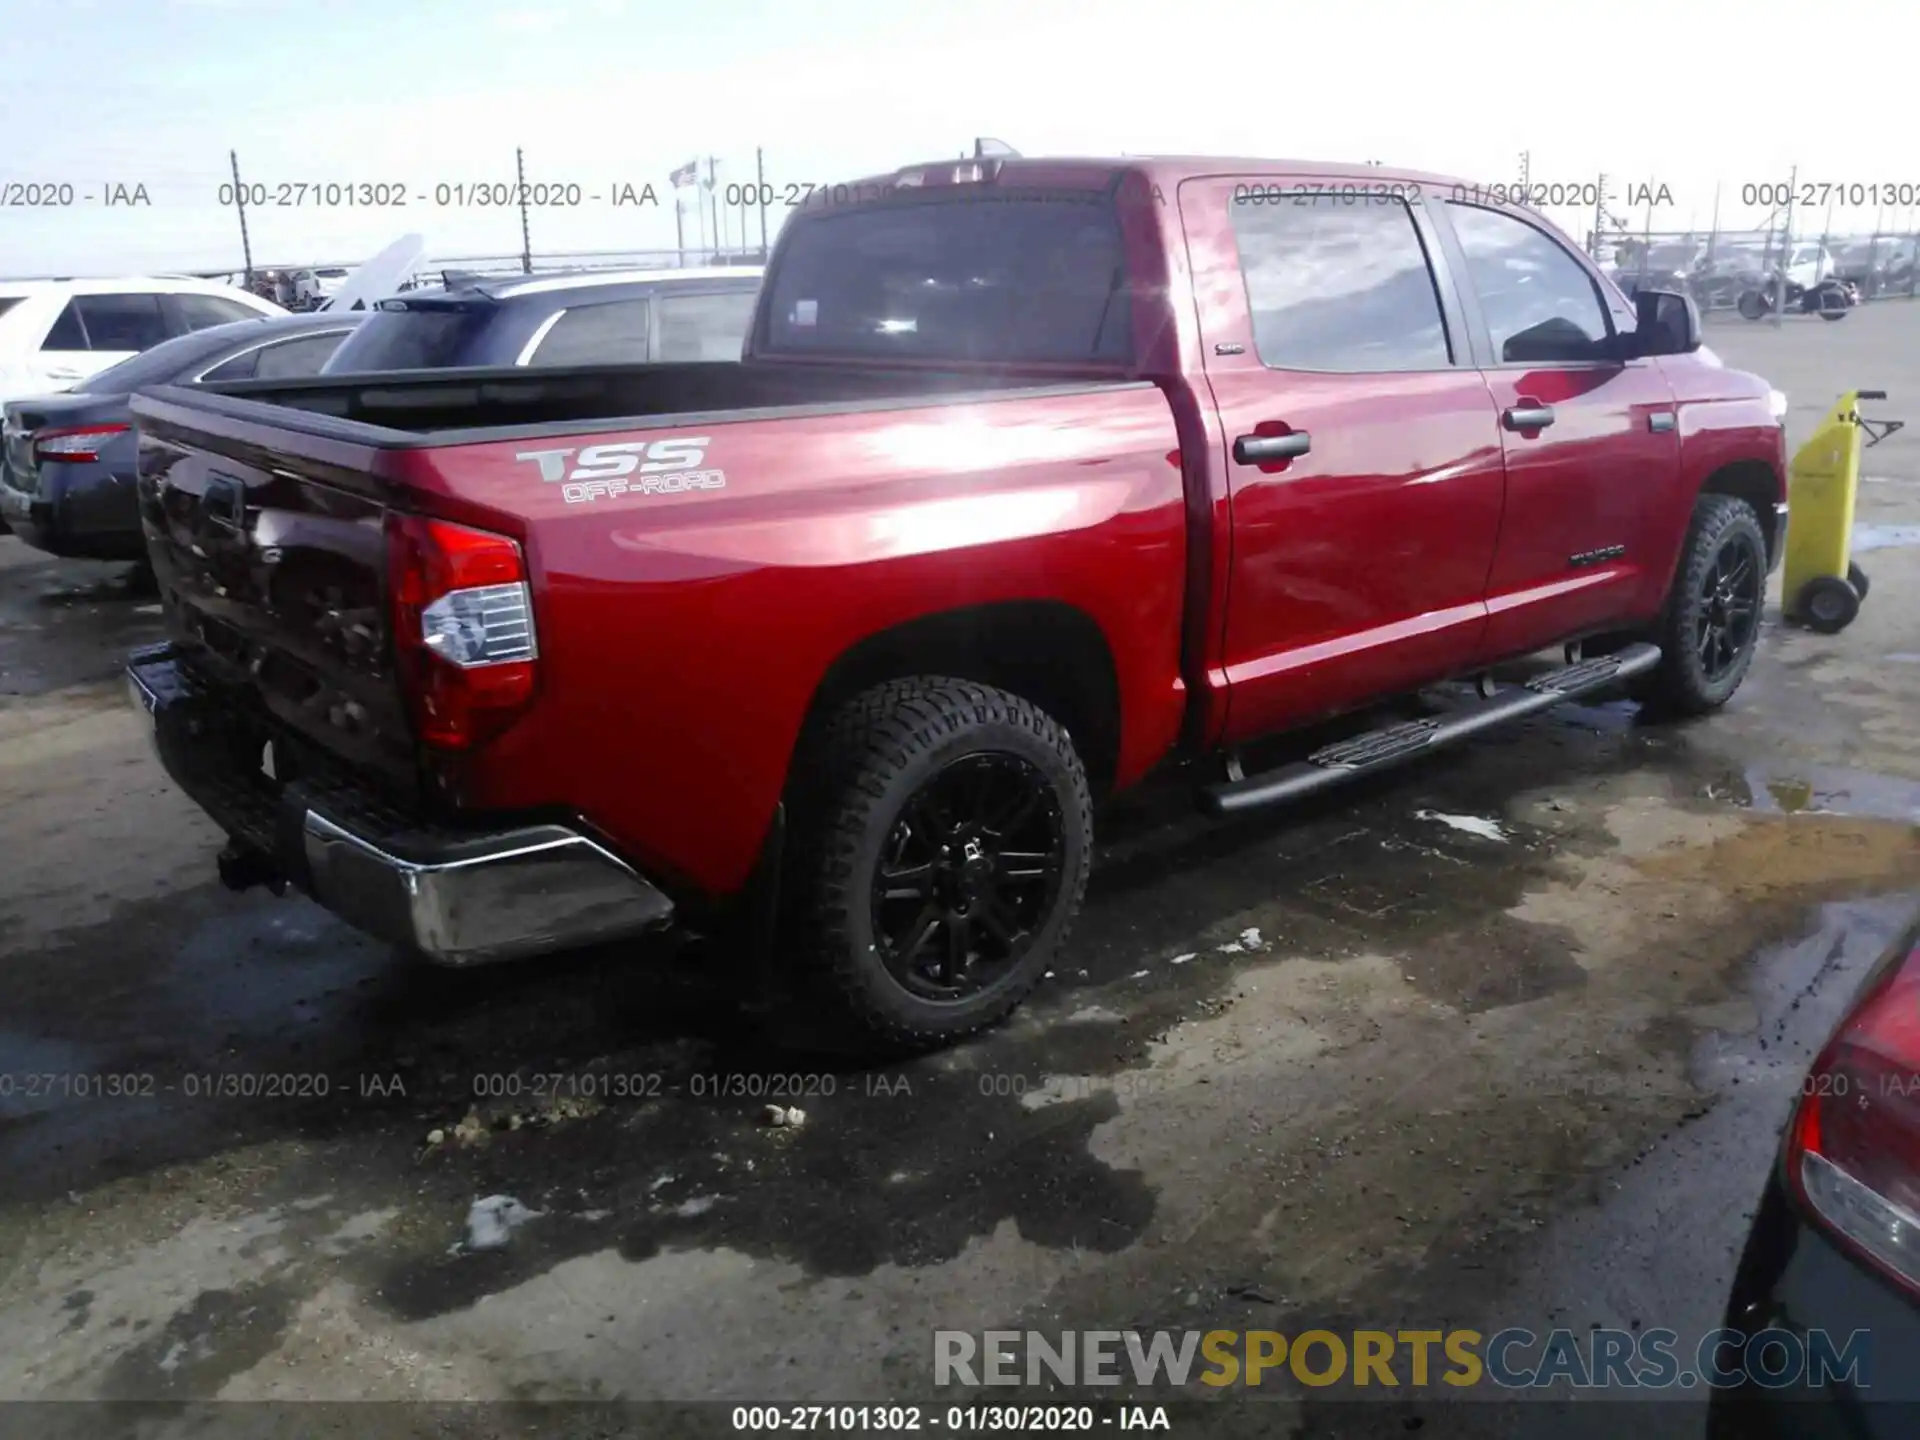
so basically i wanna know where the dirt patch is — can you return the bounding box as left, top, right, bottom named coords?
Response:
left=1635, top=812, right=1920, bottom=899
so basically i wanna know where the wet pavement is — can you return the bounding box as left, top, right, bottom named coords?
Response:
left=2, top=304, right=1920, bottom=1437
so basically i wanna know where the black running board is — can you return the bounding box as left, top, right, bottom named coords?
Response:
left=1197, top=642, right=1661, bottom=817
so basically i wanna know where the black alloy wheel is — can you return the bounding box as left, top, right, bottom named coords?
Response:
left=870, top=752, right=1066, bottom=1003
left=1696, top=537, right=1761, bottom=682
left=1638, top=494, right=1769, bottom=716
left=785, top=676, right=1093, bottom=1052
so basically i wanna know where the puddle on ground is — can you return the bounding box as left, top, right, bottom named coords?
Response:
left=1708, top=761, right=1920, bottom=824
left=1852, top=522, right=1920, bottom=553
left=0, top=1031, right=106, bottom=1120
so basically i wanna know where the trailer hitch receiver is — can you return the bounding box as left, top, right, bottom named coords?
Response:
left=217, top=841, right=288, bottom=896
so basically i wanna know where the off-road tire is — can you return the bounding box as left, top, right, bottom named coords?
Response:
left=1640, top=494, right=1768, bottom=717
left=785, top=677, right=1093, bottom=1053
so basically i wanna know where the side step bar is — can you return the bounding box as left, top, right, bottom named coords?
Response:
left=1197, top=642, right=1662, bottom=817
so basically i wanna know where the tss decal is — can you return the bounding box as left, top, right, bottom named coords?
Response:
left=516, top=437, right=711, bottom=483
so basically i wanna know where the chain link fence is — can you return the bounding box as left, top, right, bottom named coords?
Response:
left=183, top=246, right=772, bottom=309
left=1586, top=223, right=1920, bottom=313
left=30, top=141, right=1920, bottom=319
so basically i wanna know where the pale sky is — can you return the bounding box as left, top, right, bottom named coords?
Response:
left=4, top=0, right=1918, bottom=277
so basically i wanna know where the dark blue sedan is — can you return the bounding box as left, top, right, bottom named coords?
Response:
left=0, top=313, right=360, bottom=562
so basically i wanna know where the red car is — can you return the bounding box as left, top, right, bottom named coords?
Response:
left=125, top=155, right=1788, bottom=1050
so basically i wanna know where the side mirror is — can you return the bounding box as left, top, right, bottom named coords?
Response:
left=1630, top=288, right=1700, bottom=357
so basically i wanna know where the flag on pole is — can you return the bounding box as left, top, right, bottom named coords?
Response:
left=669, top=160, right=699, bottom=188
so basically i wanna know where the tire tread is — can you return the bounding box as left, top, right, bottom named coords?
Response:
left=786, top=677, right=1093, bottom=1051
left=1643, top=493, right=1767, bottom=716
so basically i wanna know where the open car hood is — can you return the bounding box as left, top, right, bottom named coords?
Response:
left=318, top=233, right=428, bottom=314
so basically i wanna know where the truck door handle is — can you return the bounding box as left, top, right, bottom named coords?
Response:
left=1233, top=431, right=1312, bottom=464
left=1502, top=405, right=1556, bottom=431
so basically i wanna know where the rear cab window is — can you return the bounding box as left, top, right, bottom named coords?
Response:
left=757, top=191, right=1133, bottom=364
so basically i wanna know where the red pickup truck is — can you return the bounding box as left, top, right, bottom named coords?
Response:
left=126, top=155, right=1787, bottom=1050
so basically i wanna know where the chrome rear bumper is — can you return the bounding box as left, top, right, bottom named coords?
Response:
left=300, top=811, right=674, bottom=966
left=126, top=643, right=673, bottom=966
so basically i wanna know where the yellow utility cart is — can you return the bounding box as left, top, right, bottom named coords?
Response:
left=1783, top=388, right=1901, bottom=634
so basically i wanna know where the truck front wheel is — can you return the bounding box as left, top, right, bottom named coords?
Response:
left=786, top=677, right=1093, bottom=1052
left=1639, top=494, right=1768, bottom=716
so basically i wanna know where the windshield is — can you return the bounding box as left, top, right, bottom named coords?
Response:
left=321, top=301, right=491, bottom=372
left=759, top=192, right=1133, bottom=365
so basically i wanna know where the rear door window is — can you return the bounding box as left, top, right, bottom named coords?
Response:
left=526, top=298, right=653, bottom=366
left=654, top=290, right=756, bottom=361
left=252, top=331, right=351, bottom=378
left=759, top=194, right=1132, bottom=363
left=198, top=348, right=260, bottom=382
left=72, top=293, right=170, bottom=352
left=1228, top=194, right=1452, bottom=371
left=169, top=293, right=263, bottom=333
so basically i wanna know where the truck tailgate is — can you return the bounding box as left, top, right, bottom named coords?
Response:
left=132, top=392, right=418, bottom=796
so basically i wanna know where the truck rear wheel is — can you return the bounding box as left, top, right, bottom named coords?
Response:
left=1639, top=494, right=1767, bottom=716
left=786, top=677, right=1093, bottom=1052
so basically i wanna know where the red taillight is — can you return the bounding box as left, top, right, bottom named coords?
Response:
left=33, top=423, right=131, bottom=464
left=385, top=513, right=537, bottom=751
left=1786, top=938, right=1920, bottom=1297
